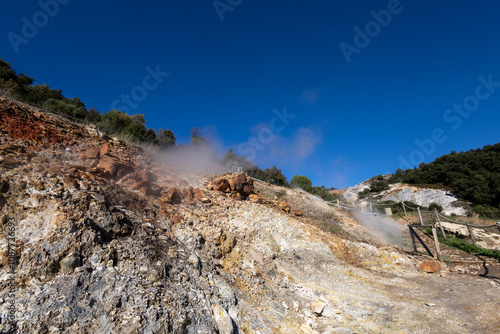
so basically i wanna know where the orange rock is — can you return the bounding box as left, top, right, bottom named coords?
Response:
left=84, top=147, right=101, bottom=159
left=213, top=178, right=229, bottom=192
left=185, top=187, right=196, bottom=205
left=292, top=209, right=303, bottom=216
left=194, top=188, right=211, bottom=203
left=161, top=187, right=182, bottom=204
left=130, top=180, right=149, bottom=190
left=99, top=142, right=111, bottom=157
left=97, top=156, right=134, bottom=178
left=419, top=261, right=441, bottom=273
left=278, top=201, right=291, bottom=213
left=249, top=194, right=263, bottom=203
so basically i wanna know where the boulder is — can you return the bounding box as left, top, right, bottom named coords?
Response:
left=60, top=253, right=81, bottom=274
left=97, top=156, right=134, bottom=178
left=278, top=201, right=291, bottom=213
left=213, top=178, right=229, bottom=192
left=99, top=142, right=111, bottom=157
left=185, top=187, right=196, bottom=205
left=161, top=188, right=183, bottom=204
left=419, top=261, right=441, bottom=273
left=194, top=188, right=211, bottom=203
left=249, top=194, right=263, bottom=203
left=212, top=304, right=234, bottom=334
left=84, top=146, right=101, bottom=159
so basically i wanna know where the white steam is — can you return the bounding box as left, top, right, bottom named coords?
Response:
left=352, top=209, right=404, bottom=246
left=150, top=144, right=225, bottom=175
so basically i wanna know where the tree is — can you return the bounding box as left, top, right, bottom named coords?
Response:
left=190, top=127, right=203, bottom=146
left=264, top=166, right=288, bottom=187
left=85, top=107, right=102, bottom=123
left=290, top=175, right=312, bottom=192
left=158, top=129, right=176, bottom=148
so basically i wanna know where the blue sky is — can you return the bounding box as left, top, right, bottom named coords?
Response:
left=2, top=0, right=500, bottom=188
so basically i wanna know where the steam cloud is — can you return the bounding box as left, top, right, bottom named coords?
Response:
left=352, top=209, right=404, bottom=246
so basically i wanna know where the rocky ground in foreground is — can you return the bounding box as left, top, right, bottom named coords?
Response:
left=0, top=98, right=499, bottom=333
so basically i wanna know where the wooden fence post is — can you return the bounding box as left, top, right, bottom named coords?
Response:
left=435, top=210, right=446, bottom=238
left=402, top=201, right=407, bottom=217
left=408, top=226, right=417, bottom=252
left=418, top=207, right=424, bottom=225
left=369, top=203, right=373, bottom=215
left=432, top=226, right=443, bottom=262
left=409, top=226, right=434, bottom=257
left=466, top=223, right=476, bottom=245
left=337, top=199, right=340, bottom=210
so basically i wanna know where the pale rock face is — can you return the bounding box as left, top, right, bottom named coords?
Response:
left=344, top=180, right=467, bottom=216
left=212, top=305, right=234, bottom=334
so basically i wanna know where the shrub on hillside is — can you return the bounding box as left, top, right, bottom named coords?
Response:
left=290, top=175, right=312, bottom=192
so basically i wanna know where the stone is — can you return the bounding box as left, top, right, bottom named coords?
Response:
left=249, top=194, right=263, bottom=204
left=194, top=188, right=211, bottom=203
left=321, top=306, right=336, bottom=318
left=100, top=142, right=111, bottom=157
left=90, top=192, right=106, bottom=203
left=292, top=209, right=303, bottom=216
left=161, top=188, right=183, bottom=204
left=0, top=155, right=21, bottom=168
left=213, top=179, right=229, bottom=192
left=278, top=201, right=291, bottom=213
left=311, top=300, right=327, bottom=316
left=84, top=146, right=101, bottom=159
left=189, top=253, right=201, bottom=272
left=60, top=254, right=81, bottom=274
left=212, top=304, right=234, bottom=334
left=419, top=261, right=441, bottom=273
left=97, top=155, right=134, bottom=178
left=185, top=187, right=196, bottom=205
left=229, top=173, right=246, bottom=192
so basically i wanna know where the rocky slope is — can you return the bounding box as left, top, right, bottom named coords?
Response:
left=0, top=98, right=499, bottom=333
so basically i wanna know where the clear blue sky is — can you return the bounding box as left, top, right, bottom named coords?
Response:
left=2, top=0, right=500, bottom=188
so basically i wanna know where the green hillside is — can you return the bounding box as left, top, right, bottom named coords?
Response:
left=392, top=143, right=500, bottom=217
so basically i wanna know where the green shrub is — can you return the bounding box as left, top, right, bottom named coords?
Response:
left=370, top=180, right=389, bottom=193
left=290, top=175, right=312, bottom=192
left=471, top=205, right=500, bottom=219
left=428, top=202, right=443, bottom=213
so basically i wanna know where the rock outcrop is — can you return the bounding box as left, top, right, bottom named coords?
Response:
left=344, top=179, right=468, bottom=215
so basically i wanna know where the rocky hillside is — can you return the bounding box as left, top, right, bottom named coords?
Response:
left=1, top=98, right=499, bottom=333
left=344, top=178, right=469, bottom=216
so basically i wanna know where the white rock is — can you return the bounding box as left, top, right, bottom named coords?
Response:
left=212, top=304, right=234, bottom=334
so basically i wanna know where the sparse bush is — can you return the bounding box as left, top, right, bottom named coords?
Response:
left=369, top=180, right=389, bottom=193
left=290, top=175, right=312, bottom=192
left=358, top=188, right=370, bottom=199
left=428, top=202, right=443, bottom=213
left=471, top=205, right=500, bottom=219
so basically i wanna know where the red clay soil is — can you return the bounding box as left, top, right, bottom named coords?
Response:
left=0, top=98, right=81, bottom=147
